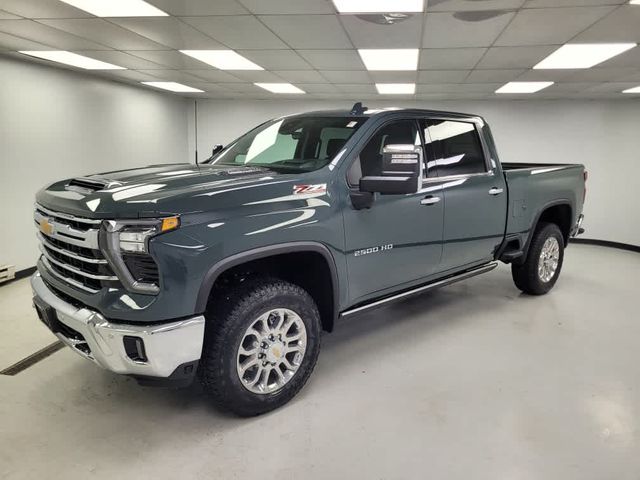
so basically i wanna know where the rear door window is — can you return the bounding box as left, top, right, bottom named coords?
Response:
left=423, top=120, right=487, bottom=177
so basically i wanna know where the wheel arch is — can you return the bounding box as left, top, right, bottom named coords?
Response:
left=522, top=200, right=573, bottom=260
left=196, top=242, right=339, bottom=332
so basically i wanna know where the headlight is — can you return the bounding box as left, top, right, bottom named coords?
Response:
left=100, top=216, right=180, bottom=295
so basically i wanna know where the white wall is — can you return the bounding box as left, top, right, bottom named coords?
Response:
left=191, top=98, right=640, bottom=247
left=0, top=56, right=190, bottom=271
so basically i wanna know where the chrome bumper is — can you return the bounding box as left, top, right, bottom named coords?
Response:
left=30, top=272, right=205, bottom=378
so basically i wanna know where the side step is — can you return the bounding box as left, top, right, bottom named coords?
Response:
left=340, top=262, right=498, bottom=318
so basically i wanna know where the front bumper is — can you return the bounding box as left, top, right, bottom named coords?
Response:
left=31, top=272, right=205, bottom=380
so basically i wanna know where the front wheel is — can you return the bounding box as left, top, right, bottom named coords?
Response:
left=199, top=277, right=321, bottom=416
left=511, top=222, right=565, bottom=295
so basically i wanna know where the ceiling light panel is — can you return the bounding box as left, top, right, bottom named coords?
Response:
left=358, top=49, right=419, bottom=71
left=534, top=44, right=637, bottom=69
left=141, top=82, right=204, bottom=93
left=180, top=50, right=263, bottom=70
left=376, top=83, right=416, bottom=94
left=622, top=86, right=640, bottom=93
left=59, top=0, right=168, bottom=17
left=332, top=0, right=424, bottom=13
left=19, top=51, right=124, bottom=69
left=254, top=83, right=305, bottom=94
left=495, top=82, right=554, bottom=94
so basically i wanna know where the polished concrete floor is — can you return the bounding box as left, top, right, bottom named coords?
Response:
left=1, top=244, right=639, bottom=479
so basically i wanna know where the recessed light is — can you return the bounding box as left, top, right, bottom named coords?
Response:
left=19, top=51, right=124, bottom=69
left=141, top=82, right=204, bottom=93
left=254, top=83, right=305, bottom=94
left=332, top=0, right=423, bottom=13
left=180, top=50, right=263, bottom=71
left=630, top=1, right=640, bottom=4
left=376, top=83, right=416, bottom=94
left=58, top=0, right=168, bottom=17
left=534, top=43, right=637, bottom=69
left=495, top=82, right=554, bottom=94
left=622, top=86, right=640, bottom=93
left=358, top=49, right=419, bottom=71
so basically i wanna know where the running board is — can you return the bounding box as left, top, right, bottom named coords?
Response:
left=340, top=262, right=498, bottom=318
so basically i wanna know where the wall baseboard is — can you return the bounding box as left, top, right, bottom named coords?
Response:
left=571, top=238, right=640, bottom=253
left=14, top=266, right=36, bottom=281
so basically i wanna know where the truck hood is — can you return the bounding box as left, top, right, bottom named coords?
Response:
left=35, top=163, right=302, bottom=218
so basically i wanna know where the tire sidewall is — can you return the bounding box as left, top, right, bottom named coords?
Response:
left=219, top=287, right=320, bottom=414
left=530, top=224, right=565, bottom=293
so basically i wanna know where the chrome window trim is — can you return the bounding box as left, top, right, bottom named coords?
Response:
left=421, top=171, right=495, bottom=184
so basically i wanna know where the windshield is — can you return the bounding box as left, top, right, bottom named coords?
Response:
left=209, top=116, right=368, bottom=172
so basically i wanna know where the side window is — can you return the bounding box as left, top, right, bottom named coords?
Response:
left=424, top=120, right=486, bottom=177
left=347, top=119, right=419, bottom=186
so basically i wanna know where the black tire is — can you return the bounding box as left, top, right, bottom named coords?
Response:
left=511, top=222, right=565, bottom=295
left=199, top=277, right=321, bottom=416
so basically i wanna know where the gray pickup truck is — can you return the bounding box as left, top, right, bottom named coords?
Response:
left=31, top=105, right=586, bottom=415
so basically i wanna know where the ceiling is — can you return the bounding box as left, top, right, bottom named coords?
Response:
left=1, top=0, right=640, bottom=100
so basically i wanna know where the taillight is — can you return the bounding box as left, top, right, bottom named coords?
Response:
left=583, top=170, right=588, bottom=202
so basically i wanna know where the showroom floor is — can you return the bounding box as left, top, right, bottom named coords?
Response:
left=1, top=244, right=638, bottom=480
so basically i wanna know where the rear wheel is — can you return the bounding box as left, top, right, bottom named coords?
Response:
left=512, top=222, right=564, bottom=295
left=199, top=277, right=321, bottom=416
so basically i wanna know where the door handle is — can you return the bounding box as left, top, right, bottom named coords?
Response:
left=420, top=195, right=441, bottom=206
left=488, top=187, right=504, bottom=196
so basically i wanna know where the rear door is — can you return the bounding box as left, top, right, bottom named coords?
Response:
left=342, top=118, right=444, bottom=303
left=422, top=118, right=508, bottom=270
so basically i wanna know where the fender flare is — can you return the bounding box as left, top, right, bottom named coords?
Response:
left=195, top=241, right=340, bottom=325
left=522, top=199, right=573, bottom=260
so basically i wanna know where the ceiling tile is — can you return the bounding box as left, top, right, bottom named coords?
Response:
left=423, top=11, right=515, bottom=48
left=147, top=0, right=249, bottom=15
left=515, top=69, right=576, bottom=81
left=494, top=6, right=615, bottom=46
left=617, top=70, right=640, bottom=82
left=225, top=70, right=286, bottom=82
left=417, top=70, right=469, bottom=83
left=296, top=49, right=364, bottom=70
left=584, top=81, right=640, bottom=93
left=102, top=69, right=163, bottom=83
left=595, top=46, right=640, bottom=68
left=181, top=15, right=287, bottom=49
left=524, top=0, right=626, bottom=7
left=182, top=82, right=236, bottom=93
left=370, top=71, right=419, bottom=82
left=0, top=9, right=19, bottom=19
left=417, top=83, right=502, bottom=93
left=560, top=67, right=639, bottom=82
left=0, top=19, right=108, bottom=49
left=237, top=50, right=312, bottom=70
left=419, top=48, right=486, bottom=69
left=334, top=84, right=377, bottom=93
left=298, top=83, right=340, bottom=93
left=218, top=82, right=263, bottom=93
left=110, top=17, right=225, bottom=50
left=0, top=0, right=90, bottom=18
left=0, top=31, right=50, bottom=50
left=123, top=50, right=208, bottom=69
left=339, top=14, right=422, bottom=48
left=572, top=5, right=640, bottom=43
left=38, top=19, right=167, bottom=51
left=475, top=46, right=557, bottom=69
left=428, top=0, right=526, bottom=11
left=537, top=82, right=598, bottom=93
left=182, top=69, right=244, bottom=82
left=136, top=69, right=211, bottom=83
left=259, top=15, right=352, bottom=49
left=273, top=70, right=328, bottom=83
left=320, top=70, right=372, bottom=83
left=73, top=50, right=167, bottom=69
left=238, top=0, right=334, bottom=14
left=466, top=69, right=525, bottom=82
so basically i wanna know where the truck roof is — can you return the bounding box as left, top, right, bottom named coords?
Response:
left=296, top=107, right=483, bottom=121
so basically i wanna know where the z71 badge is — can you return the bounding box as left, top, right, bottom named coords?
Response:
left=293, top=184, right=326, bottom=195
left=354, top=244, right=394, bottom=257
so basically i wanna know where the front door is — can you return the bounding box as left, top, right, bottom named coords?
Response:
left=343, top=118, right=444, bottom=304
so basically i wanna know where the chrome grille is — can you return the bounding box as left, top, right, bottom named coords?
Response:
left=34, top=204, right=117, bottom=293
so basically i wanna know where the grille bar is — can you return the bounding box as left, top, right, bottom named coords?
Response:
left=37, top=233, right=108, bottom=265
left=39, top=244, right=118, bottom=281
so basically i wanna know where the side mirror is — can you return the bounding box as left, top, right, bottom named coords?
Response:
left=359, top=144, right=421, bottom=195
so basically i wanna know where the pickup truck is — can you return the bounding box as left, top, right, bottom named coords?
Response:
left=31, top=105, right=586, bottom=416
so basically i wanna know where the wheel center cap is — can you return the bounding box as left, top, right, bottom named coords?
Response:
left=265, top=341, right=285, bottom=363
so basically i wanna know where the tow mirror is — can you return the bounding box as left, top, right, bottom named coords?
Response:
left=359, top=144, right=421, bottom=195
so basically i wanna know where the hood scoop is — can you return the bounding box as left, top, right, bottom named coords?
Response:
left=66, top=177, right=122, bottom=194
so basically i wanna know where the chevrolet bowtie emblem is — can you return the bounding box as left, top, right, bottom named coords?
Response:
left=39, top=218, right=55, bottom=236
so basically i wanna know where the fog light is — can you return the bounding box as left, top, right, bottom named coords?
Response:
left=123, top=336, right=147, bottom=363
